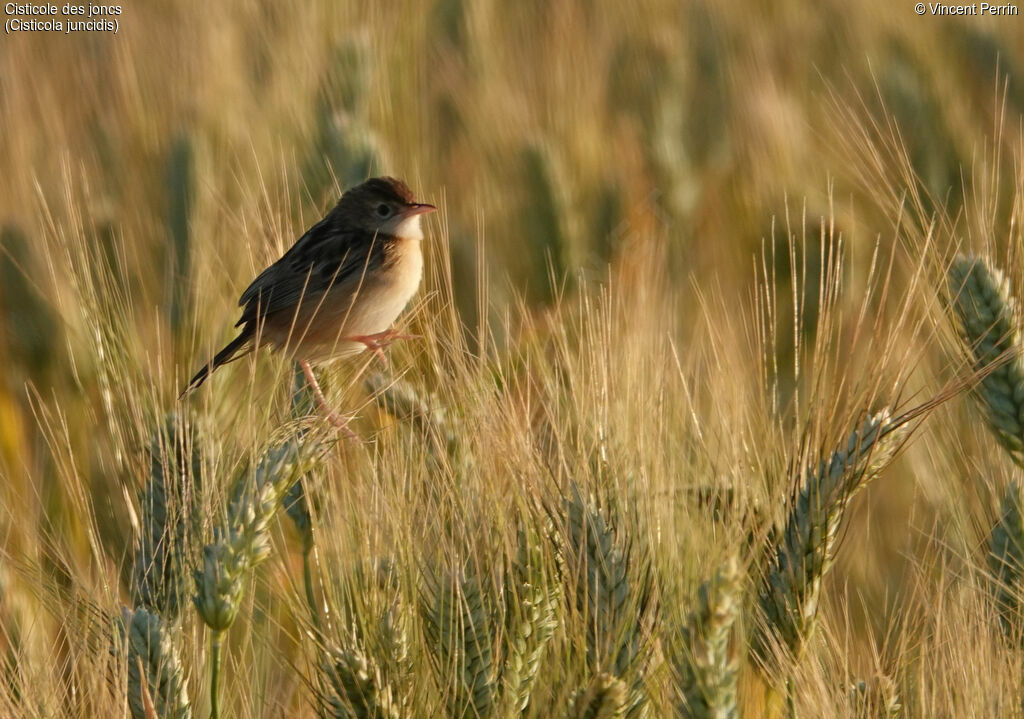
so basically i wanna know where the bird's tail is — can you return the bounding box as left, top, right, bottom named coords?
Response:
left=180, top=330, right=251, bottom=398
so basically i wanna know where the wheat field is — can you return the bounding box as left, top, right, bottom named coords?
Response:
left=2, top=1, right=1024, bottom=717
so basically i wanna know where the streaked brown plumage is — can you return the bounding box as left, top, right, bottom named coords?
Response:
left=182, top=176, right=435, bottom=429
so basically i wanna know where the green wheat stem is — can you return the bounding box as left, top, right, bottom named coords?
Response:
left=304, top=547, right=321, bottom=631
left=210, top=630, right=223, bottom=719
left=289, top=364, right=323, bottom=628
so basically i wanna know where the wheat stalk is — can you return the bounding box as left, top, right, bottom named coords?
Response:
left=286, top=361, right=319, bottom=555
left=286, top=363, right=325, bottom=628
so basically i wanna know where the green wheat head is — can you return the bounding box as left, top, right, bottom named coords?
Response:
left=133, top=414, right=202, bottom=620
left=988, top=480, right=1024, bottom=641
left=319, top=561, right=413, bottom=718
left=500, top=526, right=561, bottom=714
left=560, top=488, right=652, bottom=718
left=948, top=255, right=1024, bottom=462
left=422, top=567, right=497, bottom=718
left=562, top=489, right=646, bottom=678
left=321, top=640, right=402, bottom=719
left=305, top=34, right=386, bottom=200
left=119, top=607, right=192, bottom=719
left=194, top=434, right=325, bottom=632
left=752, top=411, right=901, bottom=675
left=670, top=558, right=742, bottom=719
left=567, top=673, right=629, bottom=719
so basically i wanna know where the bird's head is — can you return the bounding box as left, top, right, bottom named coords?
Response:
left=336, top=176, right=436, bottom=240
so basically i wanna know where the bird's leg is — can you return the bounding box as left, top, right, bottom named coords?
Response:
left=346, top=328, right=420, bottom=365
left=298, top=359, right=356, bottom=438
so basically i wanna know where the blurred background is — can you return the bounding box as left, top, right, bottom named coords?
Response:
left=2, top=0, right=1024, bottom=714
left=3, top=0, right=1022, bottom=467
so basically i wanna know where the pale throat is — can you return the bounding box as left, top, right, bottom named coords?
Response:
left=389, top=213, right=424, bottom=241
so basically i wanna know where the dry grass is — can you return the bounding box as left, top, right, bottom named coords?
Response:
left=1, top=1, right=1024, bottom=717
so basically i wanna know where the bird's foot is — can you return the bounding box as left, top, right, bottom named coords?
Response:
left=321, top=406, right=358, bottom=439
left=348, top=329, right=419, bottom=365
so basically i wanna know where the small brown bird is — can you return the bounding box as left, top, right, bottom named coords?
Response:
left=182, top=176, right=435, bottom=431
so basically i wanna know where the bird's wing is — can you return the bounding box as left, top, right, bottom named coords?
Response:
left=235, top=218, right=387, bottom=327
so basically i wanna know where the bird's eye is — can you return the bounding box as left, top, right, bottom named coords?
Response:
left=375, top=203, right=392, bottom=218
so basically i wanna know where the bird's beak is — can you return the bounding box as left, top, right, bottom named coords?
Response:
left=404, top=203, right=437, bottom=217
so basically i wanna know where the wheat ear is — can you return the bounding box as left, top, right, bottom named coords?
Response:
left=193, top=435, right=324, bottom=632
left=752, top=411, right=902, bottom=674
left=948, top=255, right=1024, bottom=461
left=422, top=568, right=497, bottom=718
left=562, top=488, right=652, bottom=717
left=321, top=640, right=402, bottom=719
left=120, top=607, right=192, bottom=719
left=671, top=558, right=742, bottom=718
left=133, top=415, right=201, bottom=620
left=193, top=434, right=324, bottom=719
left=567, top=673, right=629, bottom=719
left=988, top=480, right=1024, bottom=641
left=501, top=527, right=560, bottom=714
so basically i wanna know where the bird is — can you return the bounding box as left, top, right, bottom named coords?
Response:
left=181, top=176, right=435, bottom=432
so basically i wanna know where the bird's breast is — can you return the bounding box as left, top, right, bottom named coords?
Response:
left=387, top=237, right=424, bottom=292
left=318, top=237, right=423, bottom=336
left=259, top=237, right=423, bottom=361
